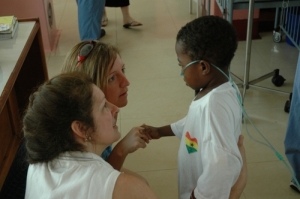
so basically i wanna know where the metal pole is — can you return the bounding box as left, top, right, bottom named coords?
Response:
left=242, top=0, right=255, bottom=101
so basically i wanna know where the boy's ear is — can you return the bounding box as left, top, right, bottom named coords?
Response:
left=71, top=121, right=86, bottom=140
left=199, top=60, right=211, bottom=75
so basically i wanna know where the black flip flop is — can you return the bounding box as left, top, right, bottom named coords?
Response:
left=123, top=21, right=142, bottom=29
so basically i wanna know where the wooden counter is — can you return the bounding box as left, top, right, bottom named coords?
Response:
left=0, top=18, right=48, bottom=189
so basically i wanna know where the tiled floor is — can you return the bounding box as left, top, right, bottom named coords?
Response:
left=48, top=0, right=300, bottom=198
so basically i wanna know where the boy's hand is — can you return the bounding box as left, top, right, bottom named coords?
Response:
left=141, top=124, right=162, bottom=139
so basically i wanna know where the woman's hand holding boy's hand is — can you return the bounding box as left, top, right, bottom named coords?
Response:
left=107, top=127, right=151, bottom=170
left=140, top=124, right=162, bottom=139
left=117, top=127, right=150, bottom=155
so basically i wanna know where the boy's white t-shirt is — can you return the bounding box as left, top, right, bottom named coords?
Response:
left=25, top=151, right=121, bottom=199
left=171, top=82, right=243, bottom=199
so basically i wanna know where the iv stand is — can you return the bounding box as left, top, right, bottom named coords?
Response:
left=234, top=0, right=289, bottom=103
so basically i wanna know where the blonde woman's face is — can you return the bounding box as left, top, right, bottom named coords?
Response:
left=103, top=54, right=130, bottom=108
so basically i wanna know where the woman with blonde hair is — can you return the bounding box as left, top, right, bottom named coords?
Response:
left=61, top=41, right=148, bottom=173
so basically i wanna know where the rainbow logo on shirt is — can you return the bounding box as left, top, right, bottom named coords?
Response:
left=185, top=132, right=198, bottom=154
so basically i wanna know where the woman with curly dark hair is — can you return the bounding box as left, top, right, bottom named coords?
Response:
left=23, top=72, right=157, bottom=199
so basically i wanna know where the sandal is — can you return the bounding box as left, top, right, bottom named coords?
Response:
left=102, top=18, right=108, bottom=27
left=123, top=21, right=142, bottom=29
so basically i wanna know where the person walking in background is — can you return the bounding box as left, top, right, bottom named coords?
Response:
left=76, top=0, right=106, bottom=40
left=102, top=0, right=142, bottom=29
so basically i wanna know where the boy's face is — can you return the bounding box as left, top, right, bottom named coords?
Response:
left=175, top=42, right=205, bottom=90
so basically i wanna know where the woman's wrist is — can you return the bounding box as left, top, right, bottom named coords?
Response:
left=113, top=141, right=129, bottom=157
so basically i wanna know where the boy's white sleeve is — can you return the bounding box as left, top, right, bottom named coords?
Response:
left=170, top=116, right=186, bottom=138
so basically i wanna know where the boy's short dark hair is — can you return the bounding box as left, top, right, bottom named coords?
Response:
left=176, top=16, right=238, bottom=69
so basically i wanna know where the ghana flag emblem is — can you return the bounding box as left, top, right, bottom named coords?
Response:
left=185, top=132, right=198, bottom=154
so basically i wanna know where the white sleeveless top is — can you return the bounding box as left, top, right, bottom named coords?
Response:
left=25, top=151, right=121, bottom=199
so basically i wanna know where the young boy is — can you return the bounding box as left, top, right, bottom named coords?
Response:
left=142, top=16, right=244, bottom=199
